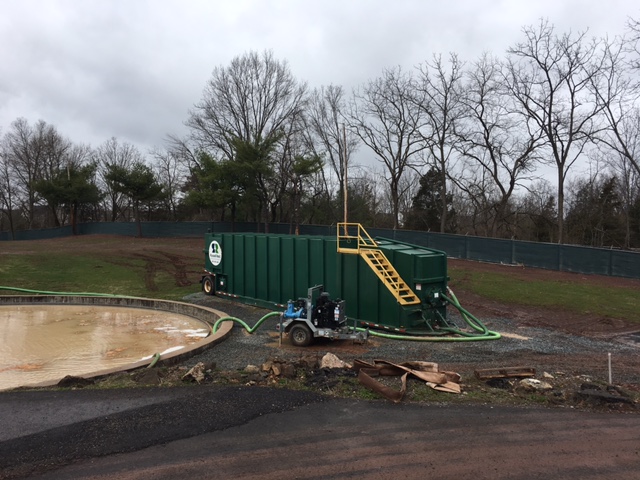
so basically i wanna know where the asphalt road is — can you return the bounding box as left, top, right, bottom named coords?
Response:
left=1, top=386, right=639, bottom=480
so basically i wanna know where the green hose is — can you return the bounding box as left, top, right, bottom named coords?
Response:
left=444, top=288, right=487, bottom=333
left=212, top=311, right=282, bottom=334
left=356, top=327, right=500, bottom=342
left=147, top=352, right=161, bottom=368
left=352, top=287, right=501, bottom=342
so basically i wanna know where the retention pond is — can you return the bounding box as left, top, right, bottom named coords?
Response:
left=0, top=296, right=230, bottom=391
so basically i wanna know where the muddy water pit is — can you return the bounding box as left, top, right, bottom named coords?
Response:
left=0, top=304, right=211, bottom=391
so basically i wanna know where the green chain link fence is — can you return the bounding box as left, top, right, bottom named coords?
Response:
left=2, top=221, right=639, bottom=279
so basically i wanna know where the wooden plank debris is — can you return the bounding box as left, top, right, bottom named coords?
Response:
left=474, top=366, right=536, bottom=380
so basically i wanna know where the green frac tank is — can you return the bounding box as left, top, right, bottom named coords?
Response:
left=203, top=232, right=450, bottom=334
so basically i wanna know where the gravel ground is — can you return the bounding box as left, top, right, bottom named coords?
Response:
left=183, top=292, right=640, bottom=385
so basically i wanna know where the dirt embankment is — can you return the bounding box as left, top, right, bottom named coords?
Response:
left=447, top=258, right=640, bottom=338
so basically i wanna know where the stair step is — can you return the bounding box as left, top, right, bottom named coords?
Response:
left=358, top=249, right=420, bottom=305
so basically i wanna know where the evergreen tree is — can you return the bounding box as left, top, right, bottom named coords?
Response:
left=33, top=163, right=101, bottom=234
left=105, top=162, right=165, bottom=237
left=404, top=167, right=456, bottom=231
left=566, top=175, right=624, bottom=247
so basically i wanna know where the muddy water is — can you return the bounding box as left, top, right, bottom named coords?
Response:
left=0, top=305, right=210, bottom=391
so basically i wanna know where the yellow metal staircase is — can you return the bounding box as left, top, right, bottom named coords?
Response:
left=337, top=223, right=419, bottom=305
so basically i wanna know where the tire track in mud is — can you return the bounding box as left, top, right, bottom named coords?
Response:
left=105, top=250, right=201, bottom=292
left=159, top=252, right=192, bottom=287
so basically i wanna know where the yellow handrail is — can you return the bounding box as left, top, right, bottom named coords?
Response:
left=337, top=222, right=377, bottom=253
left=336, top=223, right=419, bottom=305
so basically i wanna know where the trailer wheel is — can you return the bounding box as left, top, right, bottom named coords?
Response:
left=202, top=275, right=215, bottom=295
left=289, top=323, right=313, bottom=347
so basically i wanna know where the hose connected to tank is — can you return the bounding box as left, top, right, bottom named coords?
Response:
left=352, top=287, right=500, bottom=342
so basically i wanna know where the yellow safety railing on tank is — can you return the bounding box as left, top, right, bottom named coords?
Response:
left=337, top=222, right=378, bottom=254
left=336, top=223, right=420, bottom=305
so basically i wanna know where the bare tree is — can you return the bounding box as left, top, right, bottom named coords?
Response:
left=587, top=27, right=640, bottom=249
left=40, top=122, right=72, bottom=184
left=590, top=30, right=640, bottom=178
left=398, top=169, right=420, bottom=227
left=347, top=167, right=387, bottom=227
left=505, top=19, right=607, bottom=243
left=5, top=118, right=40, bottom=227
left=515, top=179, right=557, bottom=242
left=349, top=66, right=427, bottom=229
left=457, top=53, right=544, bottom=237
left=628, top=17, right=640, bottom=70
left=415, top=53, right=466, bottom=233
left=268, top=111, right=311, bottom=225
left=65, top=143, right=93, bottom=167
left=0, top=139, right=18, bottom=237
left=2, top=118, right=70, bottom=228
left=186, top=50, right=308, bottom=160
left=164, top=134, right=202, bottom=173
left=93, top=137, right=143, bottom=221
left=306, top=85, right=359, bottom=218
left=152, top=147, right=188, bottom=220
left=295, top=167, right=333, bottom=226
left=185, top=50, right=308, bottom=229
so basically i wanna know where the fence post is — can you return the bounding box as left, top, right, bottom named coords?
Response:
left=557, top=244, right=563, bottom=271
left=608, top=249, right=613, bottom=276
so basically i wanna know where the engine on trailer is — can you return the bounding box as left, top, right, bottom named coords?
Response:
left=280, top=285, right=367, bottom=346
left=282, top=291, right=345, bottom=330
left=313, top=292, right=345, bottom=329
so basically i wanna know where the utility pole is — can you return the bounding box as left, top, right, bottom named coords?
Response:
left=343, top=124, right=348, bottom=229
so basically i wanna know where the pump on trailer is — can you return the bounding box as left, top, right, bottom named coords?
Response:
left=277, top=285, right=368, bottom=347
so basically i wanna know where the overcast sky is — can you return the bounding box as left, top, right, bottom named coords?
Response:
left=1, top=0, right=639, bottom=159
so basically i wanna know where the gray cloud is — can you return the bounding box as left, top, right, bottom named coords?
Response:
left=1, top=0, right=637, bottom=156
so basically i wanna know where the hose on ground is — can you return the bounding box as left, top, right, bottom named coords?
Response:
left=351, top=287, right=501, bottom=342
left=212, top=311, right=282, bottom=334
left=356, top=327, right=500, bottom=342
left=147, top=352, right=161, bottom=368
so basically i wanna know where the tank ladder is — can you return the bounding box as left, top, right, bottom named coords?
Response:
left=337, top=223, right=419, bottom=305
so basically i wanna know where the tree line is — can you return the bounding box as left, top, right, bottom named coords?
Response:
left=2, top=18, right=640, bottom=247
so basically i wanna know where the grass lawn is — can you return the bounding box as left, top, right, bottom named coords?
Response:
left=0, top=236, right=204, bottom=300
left=448, top=264, right=640, bottom=323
